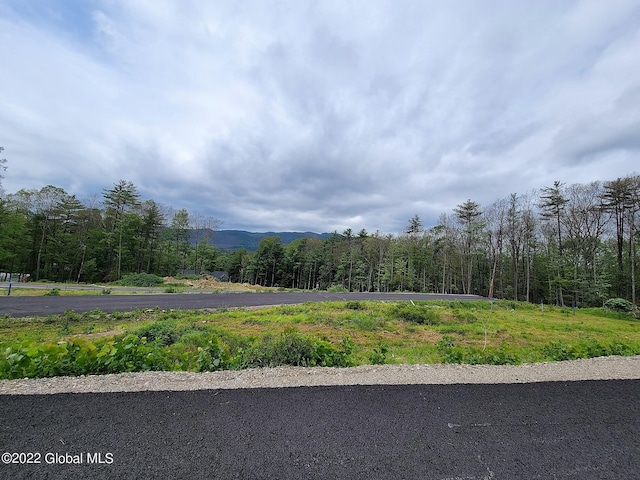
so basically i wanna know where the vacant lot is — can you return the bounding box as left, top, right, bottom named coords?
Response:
left=1, top=300, right=638, bottom=380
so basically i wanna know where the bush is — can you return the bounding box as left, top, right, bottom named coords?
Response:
left=196, top=336, right=232, bottom=372
left=345, top=300, right=364, bottom=310
left=604, top=298, right=634, bottom=313
left=96, top=334, right=170, bottom=373
left=44, top=288, right=61, bottom=296
left=369, top=343, right=389, bottom=365
left=542, top=340, right=577, bottom=361
left=607, top=341, right=634, bottom=356
left=327, top=284, right=348, bottom=292
left=452, top=310, right=478, bottom=323
left=240, top=327, right=352, bottom=368
left=436, top=335, right=464, bottom=364
left=134, top=321, right=181, bottom=346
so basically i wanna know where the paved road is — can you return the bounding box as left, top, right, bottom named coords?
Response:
left=0, top=292, right=486, bottom=317
left=1, top=380, right=638, bottom=479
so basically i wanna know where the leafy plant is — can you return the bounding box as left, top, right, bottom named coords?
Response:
left=196, top=336, right=232, bottom=371
left=369, top=343, right=389, bottom=365
left=436, top=335, right=463, bottom=363
left=96, top=334, right=170, bottom=373
left=542, top=340, right=577, bottom=361
left=44, top=288, right=61, bottom=296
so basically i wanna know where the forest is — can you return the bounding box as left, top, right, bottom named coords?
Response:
left=0, top=174, right=638, bottom=308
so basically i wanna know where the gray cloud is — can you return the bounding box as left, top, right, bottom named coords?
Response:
left=1, top=0, right=639, bottom=234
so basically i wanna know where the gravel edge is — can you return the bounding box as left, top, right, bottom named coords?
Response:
left=1, top=355, right=639, bottom=395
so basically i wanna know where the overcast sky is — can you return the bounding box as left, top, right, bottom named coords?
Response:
left=1, top=1, right=639, bottom=233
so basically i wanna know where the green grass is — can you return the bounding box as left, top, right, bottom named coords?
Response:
left=1, top=300, right=638, bottom=379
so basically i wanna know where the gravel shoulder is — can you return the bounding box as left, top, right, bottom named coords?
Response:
left=2, top=355, right=639, bottom=395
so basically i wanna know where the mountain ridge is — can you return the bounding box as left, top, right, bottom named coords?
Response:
left=189, top=229, right=333, bottom=251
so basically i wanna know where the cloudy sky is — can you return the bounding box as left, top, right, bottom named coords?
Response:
left=1, top=1, right=639, bottom=233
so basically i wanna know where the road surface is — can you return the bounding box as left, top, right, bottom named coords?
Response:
left=1, top=380, right=638, bottom=479
left=0, top=291, right=486, bottom=317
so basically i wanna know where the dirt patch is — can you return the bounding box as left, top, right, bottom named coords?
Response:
left=73, top=329, right=126, bottom=340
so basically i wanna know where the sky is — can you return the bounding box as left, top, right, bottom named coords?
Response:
left=1, top=0, right=639, bottom=234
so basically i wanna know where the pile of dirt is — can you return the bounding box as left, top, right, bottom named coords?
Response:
left=163, top=277, right=278, bottom=292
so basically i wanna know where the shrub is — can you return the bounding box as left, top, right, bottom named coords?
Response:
left=542, top=340, right=578, bottom=361
left=327, top=284, right=348, bottom=292
left=369, top=343, right=389, bottom=365
left=134, top=321, right=181, bottom=346
left=44, top=288, right=61, bottom=296
left=345, top=300, right=364, bottom=310
left=452, top=310, right=478, bottom=323
left=196, top=336, right=232, bottom=372
left=240, top=327, right=352, bottom=368
left=604, top=298, right=634, bottom=313
left=607, top=341, right=634, bottom=356
left=475, top=345, right=519, bottom=365
left=393, top=303, right=441, bottom=325
left=436, top=335, right=463, bottom=363
left=96, top=334, right=170, bottom=373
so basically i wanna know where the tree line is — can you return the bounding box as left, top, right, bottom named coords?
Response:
left=0, top=175, right=639, bottom=307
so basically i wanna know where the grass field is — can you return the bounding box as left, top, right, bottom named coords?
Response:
left=1, top=299, right=638, bottom=379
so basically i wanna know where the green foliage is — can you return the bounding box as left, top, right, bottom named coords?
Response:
left=95, top=334, right=170, bottom=373
left=436, top=335, right=463, bottom=363
left=436, top=336, right=518, bottom=365
left=542, top=340, right=580, bottom=361
left=134, top=321, right=181, bottom=346
left=2, top=300, right=640, bottom=380
left=241, top=327, right=352, bottom=368
left=393, top=303, right=441, bottom=324
left=452, top=310, right=478, bottom=323
left=327, top=284, right=348, bottom=292
left=345, top=300, right=364, bottom=310
left=369, top=342, right=389, bottom=365
left=0, top=334, right=170, bottom=379
left=101, top=288, right=112, bottom=295
left=114, top=273, right=165, bottom=287
left=604, top=298, right=634, bottom=313
left=196, top=336, right=232, bottom=371
left=44, top=288, right=61, bottom=296
left=542, top=338, right=634, bottom=361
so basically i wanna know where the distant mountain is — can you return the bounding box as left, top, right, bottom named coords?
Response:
left=189, top=229, right=332, bottom=251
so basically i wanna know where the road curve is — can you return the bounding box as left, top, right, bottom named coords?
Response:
left=0, top=292, right=486, bottom=317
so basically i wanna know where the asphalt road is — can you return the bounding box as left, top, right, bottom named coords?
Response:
left=1, top=380, right=638, bottom=479
left=0, top=292, right=486, bottom=317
